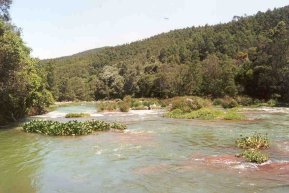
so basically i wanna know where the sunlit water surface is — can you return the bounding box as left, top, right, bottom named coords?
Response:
left=1, top=103, right=289, bottom=193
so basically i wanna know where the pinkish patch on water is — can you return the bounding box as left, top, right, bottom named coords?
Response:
left=134, top=164, right=171, bottom=175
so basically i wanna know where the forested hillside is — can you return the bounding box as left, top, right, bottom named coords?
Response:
left=41, top=6, right=289, bottom=102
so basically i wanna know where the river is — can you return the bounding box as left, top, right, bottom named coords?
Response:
left=1, top=103, right=289, bottom=193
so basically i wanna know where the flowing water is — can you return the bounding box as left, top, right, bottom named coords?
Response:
left=1, top=103, right=289, bottom=193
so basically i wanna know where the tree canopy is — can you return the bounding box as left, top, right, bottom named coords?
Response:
left=41, top=6, right=289, bottom=102
left=0, top=1, right=53, bottom=125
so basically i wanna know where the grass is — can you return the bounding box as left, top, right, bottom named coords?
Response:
left=22, top=119, right=127, bottom=136
left=235, top=133, right=269, bottom=150
left=238, top=150, right=269, bottom=164
left=65, top=113, right=90, bottom=118
left=165, top=107, right=245, bottom=121
left=223, top=109, right=245, bottom=120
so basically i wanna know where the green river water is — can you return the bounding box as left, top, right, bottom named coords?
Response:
left=1, top=103, right=289, bottom=193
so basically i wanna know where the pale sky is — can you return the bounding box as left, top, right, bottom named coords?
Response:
left=10, top=0, right=289, bottom=59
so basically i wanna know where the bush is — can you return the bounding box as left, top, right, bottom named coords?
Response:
left=239, top=150, right=268, bottom=164
left=170, top=97, right=210, bottom=113
left=221, top=96, right=238, bottom=109
left=123, top=96, right=132, bottom=103
left=22, top=120, right=127, bottom=136
left=164, top=109, right=183, bottom=118
left=236, top=133, right=269, bottom=150
left=118, top=101, right=130, bottom=112
left=65, top=113, right=90, bottom=118
left=130, top=98, right=162, bottom=110
left=235, top=96, right=254, bottom=106
left=212, top=98, right=223, bottom=106
left=97, top=101, right=118, bottom=112
left=267, top=99, right=277, bottom=107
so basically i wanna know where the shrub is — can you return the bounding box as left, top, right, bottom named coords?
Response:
left=22, top=120, right=127, bottom=136
left=118, top=101, right=130, bottom=112
left=65, top=113, right=90, bottom=118
left=239, top=150, right=268, bottom=164
left=236, top=133, right=269, bottom=150
left=212, top=98, right=223, bottom=106
left=221, top=96, right=238, bottom=109
left=267, top=99, right=277, bottom=107
left=123, top=96, right=132, bottom=103
left=97, top=101, right=118, bottom=112
left=164, top=109, right=183, bottom=118
left=235, top=96, right=254, bottom=106
left=170, top=97, right=210, bottom=113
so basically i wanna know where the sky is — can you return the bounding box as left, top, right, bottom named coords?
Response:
left=10, top=0, right=289, bottom=59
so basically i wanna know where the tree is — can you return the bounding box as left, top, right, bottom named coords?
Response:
left=0, top=0, right=12, bottom=21
left=0, top=18, right=53, bottom=125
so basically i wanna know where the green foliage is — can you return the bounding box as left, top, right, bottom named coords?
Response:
left=220, top=97, right=238, bottom=109
left=165, top=108, right=224, bottom=120
left=170, top=97, right=211, bottom=113
left=234, top=96, right=254, bottom=106
left=0, top=16, right=53, bottom=125
left=118, top=101, right=130, bottom=112
left=65, top=113, right=90, bottom=118
left=239, top=150, right=268, bottom=164
left=212, top=98, right=223, bottom=106
left=223, top=109, right=245, bottom=120
left=130, top=98, right=162, bottom=110
left=40, top=6, right=289, bottom=103
left=0, top=0, right=11, bottom=21
left=22, top=119, right=127, bottom=136
left=97, top=101, right=118, bottom=112
left=236, top=133, right=269, bottom=150
left=110, top=122, right=127, bottom=130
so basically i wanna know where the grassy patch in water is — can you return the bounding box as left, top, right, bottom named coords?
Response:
left=238, top=150, right=269, bottom=164
left=236, top=133, right=269, bottom=150
left=23, top=120, right=127, bottom=136
left=223, top=109, right=245, bottom=120
left=65, top=113, right=91, bottom=118
left=165, top=108, right=245, bottom=121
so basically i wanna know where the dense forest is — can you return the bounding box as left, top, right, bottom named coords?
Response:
left=41, top=6, right=289, bottom=103
left=0, top=0, right=53, bottom=125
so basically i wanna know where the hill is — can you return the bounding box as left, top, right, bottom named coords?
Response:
left=40, top=6, right=289, bottom=102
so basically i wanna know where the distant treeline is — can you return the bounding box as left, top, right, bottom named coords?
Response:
left=41, top=6, right=289, bottom=102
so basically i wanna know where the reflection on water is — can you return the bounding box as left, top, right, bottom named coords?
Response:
left=1, top=103, right=289, bottom=193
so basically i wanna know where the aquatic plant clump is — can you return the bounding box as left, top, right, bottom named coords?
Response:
left=65, top=113, right=91, bottom=118
left=22, top=120, right=127, bottom=136
left=236, top=133, right=269, bottom=150
left=239, top=150, right=269, bottom=164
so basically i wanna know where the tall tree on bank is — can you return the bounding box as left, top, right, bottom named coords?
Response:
left=0, top=1, right=53, bottom=125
